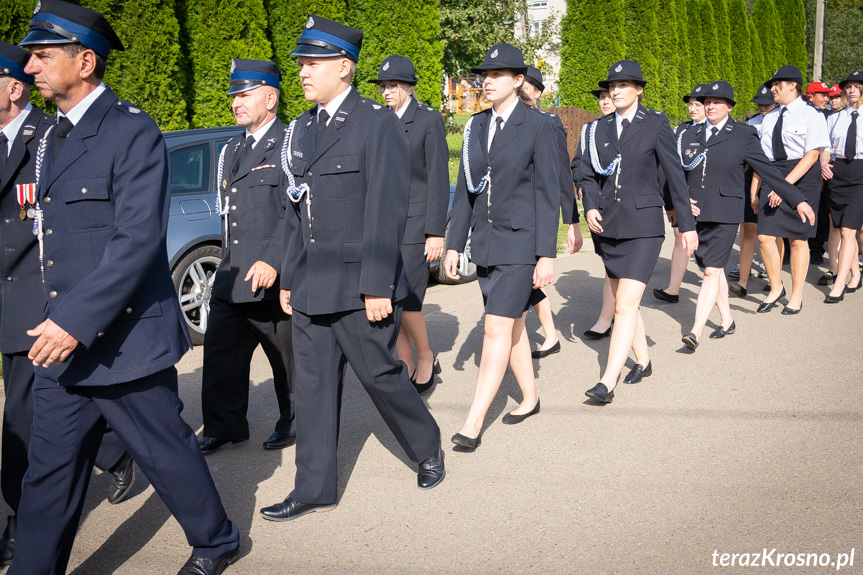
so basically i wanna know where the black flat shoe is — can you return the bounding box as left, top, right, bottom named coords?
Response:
left=583, top=326, right=612, bottom=340
left=259, top=497, right=336, bottom=521
left=531, top=341, right=560, bottom=358
left=198, top=437, right=245, bottom=453
left=107, top=452, right=135, bottom=505
left=412, top=355, right=440, bottom=394
left=681, top=333, right=698, bottom=350
left=417, top=445, right=445, bottom=489
left=729, top=283, right=747, bottom=298
left=451, top=432, right=481, bottom=450
left=623, top=361, right=652, bottom=384
left=817, top=271, right=836, bottom=286
left=781, top=303, right=802, bottom=315
left=177, top=548, right=240, bottom=575
left=263, top=432, right=296, bottom=450
left=756, top=287, right=786, bottom=313
left=501, top=398, right=540, bottom=424
left=709, top=321, right=736, bottom=339
left=585, top=382, right=614, bottom=403
left=653, top=288, right=680, bottom=303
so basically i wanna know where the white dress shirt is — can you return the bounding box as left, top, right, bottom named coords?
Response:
left=0, top=102, right=33, bottom=156
left=826, top=105, right=863, bottom=160
left=759, top=96, right=829, bottom=161
left=59, top=83, right=107, bottom=126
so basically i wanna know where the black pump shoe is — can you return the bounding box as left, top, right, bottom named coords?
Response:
left=412, top=355, right=441, bottom=394
left=756, top=287, right=786, bottom=313
left=583, top=326, right=612, bottom=340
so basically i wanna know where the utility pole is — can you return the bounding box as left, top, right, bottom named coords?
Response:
left=813, top=0, right=826, bottom=81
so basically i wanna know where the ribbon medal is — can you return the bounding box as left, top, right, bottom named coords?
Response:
left=16, top=183, right=36, bottom=220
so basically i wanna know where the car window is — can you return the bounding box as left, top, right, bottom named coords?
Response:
left=170, top=143, right=210, bottom=194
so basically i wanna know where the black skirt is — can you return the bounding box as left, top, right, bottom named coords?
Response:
left=828, top=159, right=863, bottom=230
left=477, top=264, right=535, bottom=319
left=758, top=159, right=821, bottom=239
left=400, top=243, right=430, bottom=312
left=694, top=222, right=738, bottom=269
left=593, top=235, right=664, bottom=284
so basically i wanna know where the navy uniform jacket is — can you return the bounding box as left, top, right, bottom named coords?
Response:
left=676, top=119, right=807, bottom=224
left=548, top=111, right=578, bottom=224
left=213, top=119, right=292, bottom=303
left=399, top=98, right=449, bottom=245
left=35, top=88, right=190, bottom=386
left=280, top=88, right=410, bottom=315
left=448, top=101, right=560, bottom=266
left=0, top=106, right=54, bottom=354
left=579, top=106, right=696, bottom=238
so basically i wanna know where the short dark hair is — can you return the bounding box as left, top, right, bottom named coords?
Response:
left=61, top=43, right=107, bottom=80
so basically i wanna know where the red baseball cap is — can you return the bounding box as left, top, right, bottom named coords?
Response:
left=805, top=81, right=830, bottom=94
left=829, top=84, right=842, bottom=96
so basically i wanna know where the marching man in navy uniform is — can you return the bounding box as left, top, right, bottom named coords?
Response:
left=198, top=58, right=297, bottom=454
left=14, top=1, right=239, bottom=573
left=260, top=14, right=445, bottom=522
left=0, top=38, right=136, bottom=567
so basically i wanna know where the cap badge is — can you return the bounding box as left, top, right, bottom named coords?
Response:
left=712, top=84, right=719, bottom=90
left=230, top=60, right=236, bottom=74
left=490, top=49, right=499, bottom=59
left=34, top=0, right=41, bottom=14
left=761, top=87, right=767, bottom=94
left=383, top=61, right=390, bottom=71
left=695, top=86, right=701, bottom=92
left=615, top=64, right=623, bottom=73
left=854, top=71, right=860, bottom=76
left=305, top=16, right=315, bottom=29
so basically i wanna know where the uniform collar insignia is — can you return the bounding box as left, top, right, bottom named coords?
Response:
left=604, top=142, right=609, bottom=147
left=266, top=137, right=276, bottom=149
left=293, top=150, right=303, bottom=157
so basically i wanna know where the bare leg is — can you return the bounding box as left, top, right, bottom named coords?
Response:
left=715, top=270, right=733, bottom=327
left=827, top=219, right=841, bottom=276
left=631, top=308, right=649, bottom=366
left=829, top=228, right=862, bottom=296
left=758, top=234, right=785, bottom=301
left=401, top=310, right=435, bottom=383
left=532, top=298, right=559, bottom=351
left=506, top=314, right=539, bottom=415
left=588, top=275, right=615, bottom=333
left=786, top=238, right=809, bottom=309
left=395, top=324, right=415, bottom=379
left=689, top=267, right=723, bottom=340
left=738, top=223, right=758, bottom=290
left=662, top=228, right=687, bottom=296
left=599, top=278, right=647, bottom=391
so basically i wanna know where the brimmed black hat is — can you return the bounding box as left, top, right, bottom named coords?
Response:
left=0, top=40, right=35, bottom=84
left=20, top=0, right=124, bottom=59
left=367, top=55, right=418, bottom=85
left=767, top=65, right=803, bottom=87
left=838, top=70, right=863, bottom=89
left=598, top=60, right=646, bottom=89
left=292, top=14, right=362, bottom=62
left=524, top=66, right=544, bottom=92
left=750, top=83, right=776, bottom=104
left=227, top=58, right=281, bottom=95
left=589, top=88, right=608, bottom=98
left=683, top=84, right=711, bottom=103
left=470, top=44, right=527, bottom=75
left=696, top=80, right=736, bottom=106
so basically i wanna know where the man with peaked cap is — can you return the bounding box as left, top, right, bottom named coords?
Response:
left=13, top=1, right=239, bottom=573
left=260, top=14, right=444, bottom=522
left=197, top=58, right=297, bottom=454
left=0, top=38, right=140, bottom=566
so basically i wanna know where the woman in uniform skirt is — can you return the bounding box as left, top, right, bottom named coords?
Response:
left=445, top=44, right=559, bottom=448
left=821, top=71, right=863, bottom=302
left=753, top=65, right=829, bottom=314
left=580, top=60, right=698, bottom=404
left=676, top=82, right=814, bottom=349
left=368, top=56, right=449, bottom=392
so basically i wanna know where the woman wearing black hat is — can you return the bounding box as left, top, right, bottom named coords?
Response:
left=520, top=65, right=582, bottom=359
left=446, top=44, right=560, bottom=447
left=752, top=65, right=829, bottom=314
left=677, top=82, right=814, bottom=350
left=821, top=71, right=863, bottom=302
left=368, top=56, right=449, bottom=391
left=580, top=60, right=698, bottom=404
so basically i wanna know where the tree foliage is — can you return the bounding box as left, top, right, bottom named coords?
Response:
left=776, top=0, right=807, bottom=75
left=698, top=1, right=722, bottom=83
left=711, top=0, right=736, bottom=84
left=728, top=0, right=754, bottom=118
left=623, top=0, right=660, bottom=109
left=752, top=0, right=784, bottom=80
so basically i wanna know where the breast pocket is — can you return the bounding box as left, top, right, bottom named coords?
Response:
left=63, top=177, right=113, bottom=231
left=318, top=155, right=361, bottom=201
left=719, top=186, right=744, bottom=198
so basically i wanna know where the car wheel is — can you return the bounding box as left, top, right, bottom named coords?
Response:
left=171, top=245, right=221, bottom=346
left=431, top=220, right=477, bottom=285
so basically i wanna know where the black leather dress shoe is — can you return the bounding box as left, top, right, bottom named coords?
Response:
left=177, top=547, right=239, bottom=575
left=107, top=452, right=135, bottom=505
left=531, top=341, right=560, bottom=359
left=501, top=398, right=540, bottom=424
left=623, top=361, right=652, bottom=384
left=729, top=283, right=747, bottom=298
left=653, top=288, right=679, bottom=303
left=417, top=445, right=445, bottom=489
left=259, top=497, right=336, bottom=521
left=709, top=321, right=736, bottom=339
left=681, top=333, right=698, bottom=351
left=198, top=437, right=244, bottom=453
left=263, top=432, right=296, bottom=450
left=756, top=287, right=786, bottom=313
left=583, top=326, right=612, bottom=340
left=781, top=303, right=802, bottom=315
left=451, top=432, right=481, bottom=450
left=585, top=383, right=614, bottom=403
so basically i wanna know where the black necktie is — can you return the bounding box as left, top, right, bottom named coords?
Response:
left=620, top=118, right=630, bottom=141
left=709, top=127, right=719, bottom=141
left=489, top=116, right=504, bottom=155
left=0, top=133, right=8, bottom=176
left=232, top=134, right=255, bottom=177
left=845, top=111, right=858, bottom=160
left=772, top=108, right=787, bottom=161
left=315, top=109, right=330, bottom=151
left=53, top=117, right=74, bottom=161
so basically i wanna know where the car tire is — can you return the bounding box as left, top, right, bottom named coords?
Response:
left=430, top=220, right=477, bottom=285
left=171, top=244, right=222, bottom=346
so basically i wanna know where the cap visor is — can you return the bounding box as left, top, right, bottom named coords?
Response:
left=19, top=29, right=72, bottom=47
left=470, top=64, right=527, bottom=75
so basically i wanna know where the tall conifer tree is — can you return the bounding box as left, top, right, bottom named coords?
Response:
left=698, top=1, right=721, bottom=83
left=686, top=0, right=707, bottom=84
left=775, top=0, right=807, bottom=79
left=712, top=0, right=735, bottom=84
left=752, top=0, right=784, bottom=78
left=727, top=0, right=753, bottom=120
left=655, top=0, right=682, bottom=120
left=623, top=0, right=660, bottom=110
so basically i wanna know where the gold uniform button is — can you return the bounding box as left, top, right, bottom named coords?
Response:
left=46, top=260, right=54, bottom=268
left=45, top=229, right=53, bottom=236
left=81, top=187, right=88, bottom=195
left=44, top=197, right=52, bottom=205
left=306, top=171, right=312, bottom=177
left=49, top=291, right=57, bottom=299
left=389, top=285, right=395, bottom=291
left=125, top=307, right=133, bottom=314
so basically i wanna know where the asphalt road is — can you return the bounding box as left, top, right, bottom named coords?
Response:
left=2, top=235, right=861, bottom=575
